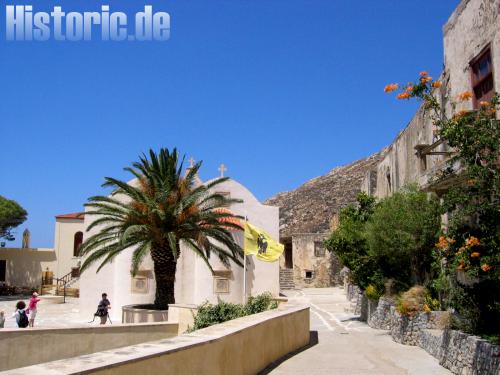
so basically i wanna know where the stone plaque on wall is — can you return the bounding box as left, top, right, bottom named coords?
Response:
left=131, top=270, right=152, bottom=294
left=214, top=277, right=229, bottom=294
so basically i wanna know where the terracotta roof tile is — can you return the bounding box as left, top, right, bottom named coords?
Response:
left=55, top=212, right=85, bottom=220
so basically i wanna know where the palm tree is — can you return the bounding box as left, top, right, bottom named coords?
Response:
left=79, top=148, right=244, bottom=309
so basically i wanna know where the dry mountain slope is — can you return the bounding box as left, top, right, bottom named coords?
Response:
left=265, top=150, right=386, bottom=237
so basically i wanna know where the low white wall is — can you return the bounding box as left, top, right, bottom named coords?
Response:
left=0, top=322, right=179, bottom=371
left=4, top=305, right=310, bottom=375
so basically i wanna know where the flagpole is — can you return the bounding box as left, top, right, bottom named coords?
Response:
left=243, top=253, right=246, bottom=303
left=243, top=212, right=248, bottom=304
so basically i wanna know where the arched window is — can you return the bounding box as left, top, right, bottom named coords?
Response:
left=74, top=231, right=83, bottom=257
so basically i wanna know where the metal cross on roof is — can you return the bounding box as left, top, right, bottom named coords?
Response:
left=218, top=163, right=227, bottom=177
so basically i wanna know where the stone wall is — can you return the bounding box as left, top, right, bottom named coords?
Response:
left=419, top=329, right=500, bottom=375
left=342, top=283, right=499, bottom=375
left=390, top=308, right=447, bottom=345
left=283, top=233, right=341, bottom=288
left=367, top=297, right=393, bottom=330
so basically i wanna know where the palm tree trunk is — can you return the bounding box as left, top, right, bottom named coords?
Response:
left=151, top=246, right=177, bottom=310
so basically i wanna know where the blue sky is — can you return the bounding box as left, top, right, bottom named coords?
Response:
left=1, top=0, right=459, bottom=247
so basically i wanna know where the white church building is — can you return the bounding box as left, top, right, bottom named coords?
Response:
left=79, top=175, right=280, bottom=322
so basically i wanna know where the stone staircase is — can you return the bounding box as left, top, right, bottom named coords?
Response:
left=279, top=268, right=295, bottom=290
left=41, top=284, right=79, bottom=297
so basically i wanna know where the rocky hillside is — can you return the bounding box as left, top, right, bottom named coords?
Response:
left=265, top=150, right=386, bottom=237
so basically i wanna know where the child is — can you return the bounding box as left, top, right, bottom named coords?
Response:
left=97, top=293, right=111, bottom=325
left=13, top=301, right=29, bottom=328
left=27, top=292, right=41, bottom=327
left=0, top=311, right=5, bottom=328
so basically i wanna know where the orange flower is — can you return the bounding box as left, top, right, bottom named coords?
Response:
left=465, top=236, right=480, bottom=247
left=457, top=91, right=473, bottom=101
left=456, top=109, right=469, bottom=117
left=420, top=76, right=433, bottom=83
left=470, top=252, right=480, bottom=258
left=420, top=71, right=429, bottom=77
left=384, top=83, right=399, bottom=93
left=397, top=92, right=411, bottom=100
left=479, top=101, right=490, bottom=107
left=489, top=108, right=497, bottom=114
left=406, top=86, right=413, bottom=93
left=467, top=179, right=476, bottom=186
left=432, top=81, right=442, bottom=88
left=481, top=264, right=492, bottom=272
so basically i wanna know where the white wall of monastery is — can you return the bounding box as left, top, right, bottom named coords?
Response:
left=80, top=177, right=280, bottom=321
left=54, top=218, right=85, bottom=278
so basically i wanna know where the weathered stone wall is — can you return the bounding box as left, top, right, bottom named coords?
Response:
left=285, top=233, right=341, bottom=288
left=367, top=297, right=394, bottom=330
left=419, top=329, right=500, bottom=375
left=444, top=0, right=500, bottom=106
left=390, top=308, right=448, bottom=345
left=369, top=0, right=500, bottom=199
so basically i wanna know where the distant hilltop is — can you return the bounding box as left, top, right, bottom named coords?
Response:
left=265, top=149, right=387, bottom=237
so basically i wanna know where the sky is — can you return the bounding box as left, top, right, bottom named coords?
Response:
left=1, top=0, right=460, bottom=248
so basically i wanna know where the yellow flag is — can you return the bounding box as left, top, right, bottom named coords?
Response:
left=244, top=222, right=284, bottom=262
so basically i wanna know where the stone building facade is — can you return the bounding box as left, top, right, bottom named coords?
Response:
left=269, top=0, right=499, bottom=290
left=367, top=0, right=499, bottom=199
left=279, top=233, right=342, bottom=289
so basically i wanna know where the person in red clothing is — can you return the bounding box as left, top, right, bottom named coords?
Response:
left=27, top=292, right=41, bottom=327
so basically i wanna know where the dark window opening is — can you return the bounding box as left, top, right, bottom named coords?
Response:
left=471, top=48, right=494, bottom=108
left=284, top=241, right=293, bottom=269
left=0, top=260, right=6, bottom=282
left=73, top=231, right=83, bottom=257
left=314, top=241, right=326, bottom=257
left=305, top=271, right=313, bottom=279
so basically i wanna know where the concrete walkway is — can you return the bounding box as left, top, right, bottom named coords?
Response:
left=263, top=288, right=451, bottom=375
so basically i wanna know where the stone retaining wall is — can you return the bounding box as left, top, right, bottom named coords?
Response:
left=367, top=297, right=393, bottom=330
left=390, top=308, right=446, bottom=345
left=420, top=329, right=500, bottom=375
left=343, top=284, right=499, bottom=375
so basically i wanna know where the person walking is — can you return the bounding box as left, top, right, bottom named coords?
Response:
left=27, top=292, right=41, bottom=327
left=13, top=301, right=29, bottom=328
left=97, top=293, right=111, bottom=325
left=0, top=311, right=5, bottom=328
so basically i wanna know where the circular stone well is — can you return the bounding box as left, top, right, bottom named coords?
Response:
left=122, top=304, right=168, bottom=323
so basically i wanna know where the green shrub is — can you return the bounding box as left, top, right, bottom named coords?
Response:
left=190, top=292, right=278, bottom=331
left=325, top=192, right=380, bottom=290
left=244, top=292, right=277, bottom=315
left=365, top=284, right=381, bottom=300
left=365, top=185, right=441, bottom=288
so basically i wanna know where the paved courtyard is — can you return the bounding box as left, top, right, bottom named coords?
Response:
left=263, top=288, right=451, bottom=375
left=0, top=296, right=98, bottom=329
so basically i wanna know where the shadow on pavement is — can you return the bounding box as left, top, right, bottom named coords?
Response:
left=258, top=331, right=319, bottom=374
